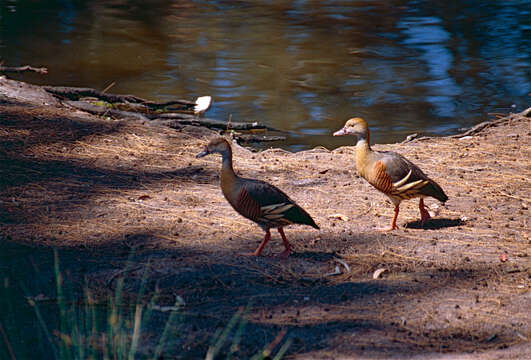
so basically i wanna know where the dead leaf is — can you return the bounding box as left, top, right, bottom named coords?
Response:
left=499, top=253, right=508, bottom=262
left=373, top=268, right=387, bottom=279
left=328, top=213, right=349, bottom=221
left=335, top=258, right=350, bottom=273
left=325, top=265, right=342, bottom=277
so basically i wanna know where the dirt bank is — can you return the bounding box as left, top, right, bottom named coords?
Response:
left=1, top=77, right=529, bottom=359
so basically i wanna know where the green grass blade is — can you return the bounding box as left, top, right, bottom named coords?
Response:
left=272, top=337, right=292, bottom=360
left=205, top=308, right=243, bottom=360
left=127, top=304, right=143, bottom=360
left=151, top=303, right=182, bottom=360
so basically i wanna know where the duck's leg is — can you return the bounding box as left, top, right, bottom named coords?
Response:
left=378, top=205, right=400, bottom=231
left=242, top=229, right=271, bottom=256
left=419, top=198, right=431, bottom=227
left=277, top=227, right=292, bottom=258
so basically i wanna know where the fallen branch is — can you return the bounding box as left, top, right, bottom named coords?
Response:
left=235, top=134, right=287, bottom=142
left=403, top=108, right=531, bottom=143
left=44, top=85, right=148, bottom=104
left=65, top=100, right=150, bottom=121
left=0, top=65, right=48, bottom=74
left=45, top=85, right=197, bottom=114
left=450, top=119, right=502, bottom=138
left=450, top=109, right=530, bottom=138
left=143, top=99, right=196, bottom=110
left=151, top=117, right=280, bottom=131
left=156, top=113, right=198, bottom=120
left=12, top=79, right=280, bottom=135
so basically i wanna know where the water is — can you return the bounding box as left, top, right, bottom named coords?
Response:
left=1, top=0, right=529, bottom=151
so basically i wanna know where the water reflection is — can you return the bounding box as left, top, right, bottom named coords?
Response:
left=0, top=0, right=529, bottom=150
left=399, top=15, right=461, bottom=118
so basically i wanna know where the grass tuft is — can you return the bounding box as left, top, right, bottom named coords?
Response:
left=2, top=250, right=289, bottom=359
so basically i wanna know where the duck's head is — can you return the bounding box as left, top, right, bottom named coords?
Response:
left=196, top=137, right=231, bottom=158
left=333, top=117, right=369, bottom=138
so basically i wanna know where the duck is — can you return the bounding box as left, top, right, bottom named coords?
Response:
left=196, top=137, right=319, bottom=257
left=333, top=117, right=448, bottom=231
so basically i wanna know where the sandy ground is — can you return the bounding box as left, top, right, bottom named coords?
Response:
left=0, top=79, right=529, bottom=359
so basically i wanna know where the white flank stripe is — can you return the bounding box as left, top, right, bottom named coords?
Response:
left=393, top=170, right=412, bottom=188
left=260, top=203, right=284, bottom=212
left=396, top=179, right=425, bottom=192
left=264, top=214, right=285, bottom=220
left=268, top=204, right=294, bottom=215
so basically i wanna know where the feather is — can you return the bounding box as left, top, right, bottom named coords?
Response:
left=232, top=177, right=319, bottom=229
left=393, top=169, right=412, bottom=188
left=262, top=203, right=295, bottom=215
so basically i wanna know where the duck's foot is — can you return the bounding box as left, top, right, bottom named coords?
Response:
left=277, top=227, right=292, bottom=258
left=241, top=230, right=271, bottom=257
left=377, top=205, right=400, bottom=231
left=419, top=199, right=431, bottom=227
left=376, top=225, right=398, bottom=232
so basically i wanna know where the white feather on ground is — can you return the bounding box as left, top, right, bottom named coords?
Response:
left=194, top=96, right=212, bottom=114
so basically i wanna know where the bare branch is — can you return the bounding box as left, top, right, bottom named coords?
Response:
left=0, top=65, right=48, bottom=74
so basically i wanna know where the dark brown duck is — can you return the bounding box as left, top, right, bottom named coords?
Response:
left=197, top=137, right=319, bottom=257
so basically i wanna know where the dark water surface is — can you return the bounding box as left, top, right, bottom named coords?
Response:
left=1, top=0, right=529, bottom=150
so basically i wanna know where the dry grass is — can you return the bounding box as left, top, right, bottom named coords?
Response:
left=0, top=102, right=530, bottom=359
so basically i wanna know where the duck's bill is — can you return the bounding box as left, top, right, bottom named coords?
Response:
left=333, top=128, right=346, bottom=136
left=196, top=148, right=210, bottom=158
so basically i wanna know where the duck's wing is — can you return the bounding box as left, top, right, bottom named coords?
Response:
left=375, top=151, right=448, bottom=202
left=235, top=178, right=319, bottom=229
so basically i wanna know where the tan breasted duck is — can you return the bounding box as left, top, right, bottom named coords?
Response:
left=196, top=138, right=319, bottom=257
left=334, top=117, right=448, bottom=231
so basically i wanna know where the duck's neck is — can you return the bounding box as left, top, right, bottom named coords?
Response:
left=355, top=130, right=372, bottom=172
left=220, top=148, right=237, bottom=190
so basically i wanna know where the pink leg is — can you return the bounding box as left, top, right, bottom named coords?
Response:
left=419, top=198, right=431, bottom=227
left=277, top=227, right=292, bottom=258
left=241, top=229, right=271, bottom=257
left=378, top=205, right=400, bottom=231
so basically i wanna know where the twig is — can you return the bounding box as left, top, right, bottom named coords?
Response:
left=101, top=81, right=115, bottom=94
left=499, top=191, right=530, bottom=203
left=227, top=114, right=232, bottom=131
left=401, top=133, right=419, bottom=144
left=0, top=64, right=48, bottom=74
